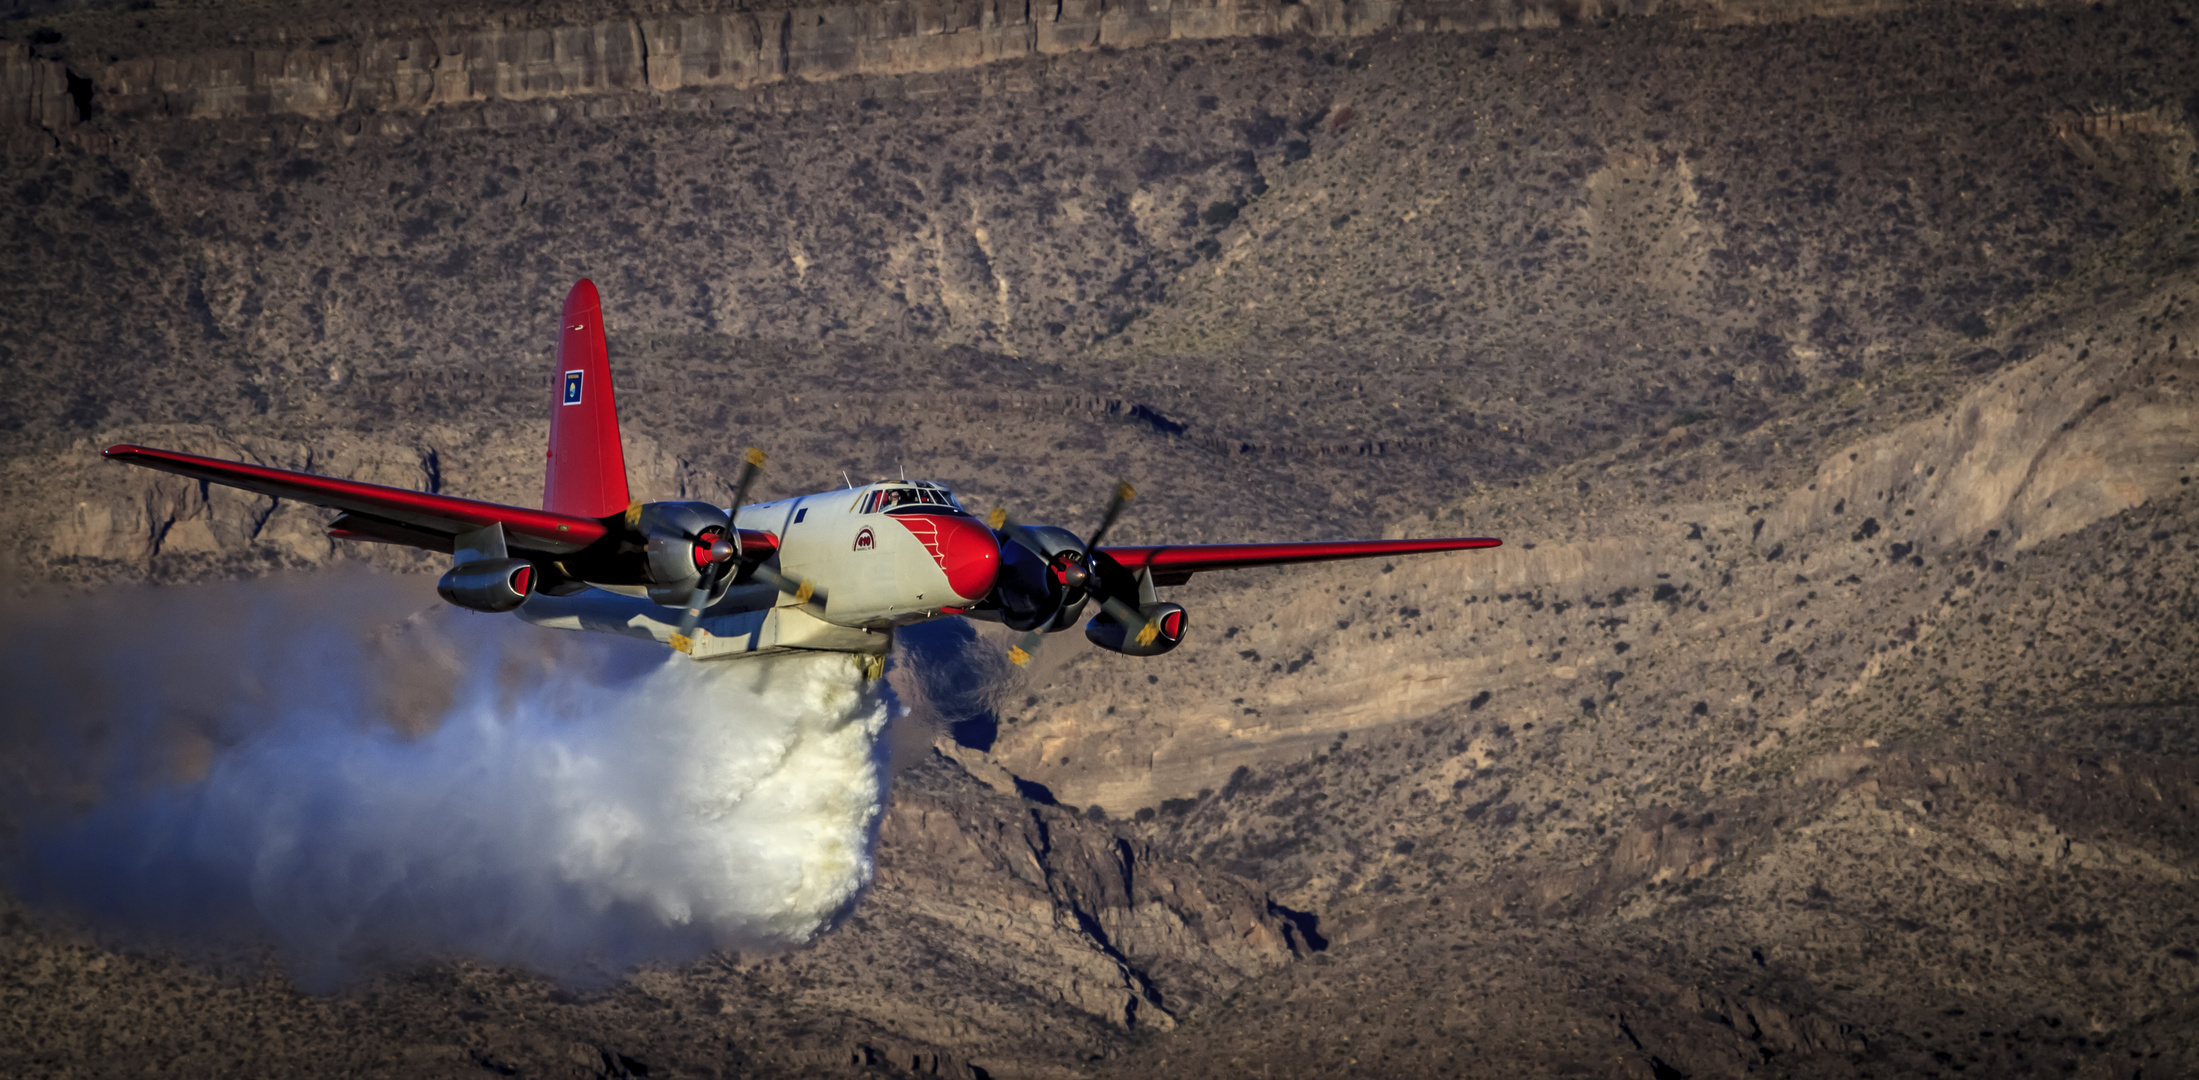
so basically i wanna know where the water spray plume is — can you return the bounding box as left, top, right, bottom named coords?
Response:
left=1, top=568, right=891, bottom=987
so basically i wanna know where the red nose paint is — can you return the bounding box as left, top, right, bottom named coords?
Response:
left=1161, top=608, right=1183, bottom=639
left=894, top=513, right=1001, bottom=601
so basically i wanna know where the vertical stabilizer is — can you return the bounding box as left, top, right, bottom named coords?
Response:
left=544, top=279, right=631, bottom=518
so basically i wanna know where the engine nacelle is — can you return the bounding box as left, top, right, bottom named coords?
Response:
left=635, top=501, right=734, bottom=605
left=1085, top=602, right=1188, bottom=657
left=988, top=524, right=1092, bottom=632
left=437, top=558, right=537, bottom=613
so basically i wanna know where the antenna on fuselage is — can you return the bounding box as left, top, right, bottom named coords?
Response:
left=841, top=470, right=853, bottom=488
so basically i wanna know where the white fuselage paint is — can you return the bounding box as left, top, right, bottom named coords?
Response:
left=740, top=485, right=972, bottom=626
left=519, top=483, right=981, bottom=660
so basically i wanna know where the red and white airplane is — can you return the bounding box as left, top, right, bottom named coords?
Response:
left=105, top=281, right=1500, bottom=675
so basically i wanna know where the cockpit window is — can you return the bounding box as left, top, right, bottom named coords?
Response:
left=859, top=485, right=966, bottom=514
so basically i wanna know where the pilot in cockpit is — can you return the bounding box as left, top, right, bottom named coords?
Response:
left=863, top=484, right=964, bottom=513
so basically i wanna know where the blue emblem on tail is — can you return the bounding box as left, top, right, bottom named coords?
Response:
left=562, top=370, right=584, bottom=405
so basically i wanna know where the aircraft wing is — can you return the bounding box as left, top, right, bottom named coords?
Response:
left=102, top=444, right=610, bottom=556
left=1098, top=537, right=1501, bottom=585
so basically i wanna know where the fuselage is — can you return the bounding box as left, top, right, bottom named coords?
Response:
left=516, top=479, right=1004, bottom=659
left=735, top=481, right=1001, bottom=629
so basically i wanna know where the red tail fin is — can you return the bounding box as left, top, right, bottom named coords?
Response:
left=544, top=280, right=631, bottom=518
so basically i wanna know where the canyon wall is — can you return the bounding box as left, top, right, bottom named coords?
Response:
left=982, top=271, right=2199, bottom=814
left=5, top=0, right=1971, bottom=136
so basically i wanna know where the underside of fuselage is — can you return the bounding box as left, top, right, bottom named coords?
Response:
left=517, top=583, right=894, bottom=659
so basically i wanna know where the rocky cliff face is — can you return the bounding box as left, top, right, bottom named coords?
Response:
left=1102, top=720, right=2199, bottom=1078
left=992, top=249, right=2198, bottom=814
left=1, top=0, right=1692, bottom=135
left=4, top=0, right=2188, bottom=552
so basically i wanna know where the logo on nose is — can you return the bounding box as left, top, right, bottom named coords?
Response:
left=894, top=514, right=1001, bottom=600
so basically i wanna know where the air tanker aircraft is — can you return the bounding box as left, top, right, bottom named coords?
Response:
left=105, top=281, right=1501, bottom=676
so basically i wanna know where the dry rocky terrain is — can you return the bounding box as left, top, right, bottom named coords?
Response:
left=2, top=0, right=2197, bottom=1076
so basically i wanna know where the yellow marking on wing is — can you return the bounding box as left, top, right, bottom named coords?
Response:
left=1008, top=646, right=1031, bottom=667
left=987, top=507, right=1007, bottom=530
left=794, top=579, right=816, bottom=603
left=669, top=633, right=694, bottom=655
left=744, top=447, right=767, bottom=468
left=1135, top=621, right=1160, bottom=647
left=623, top=501, right=643, bottom=528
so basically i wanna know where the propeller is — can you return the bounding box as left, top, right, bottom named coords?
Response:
left=668, top=530, right=740, bottom=654
left=997, top=481, right=1148, bottom=667
left=669, top=448, right=767, bottom=655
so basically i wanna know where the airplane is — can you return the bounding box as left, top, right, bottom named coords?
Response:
left=103, top=280, right=1501, bottom=678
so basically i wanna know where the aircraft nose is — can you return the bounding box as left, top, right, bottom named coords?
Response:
left=936, top=514, right=1002, bottom=601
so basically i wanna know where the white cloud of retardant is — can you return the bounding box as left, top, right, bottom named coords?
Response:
left=1, top=569, right=890, bottom=986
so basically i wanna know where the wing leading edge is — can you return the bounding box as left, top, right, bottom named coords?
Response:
left=101, top=444, right=609, bottom=555
left=1098, top=537, right=1501, bottom=585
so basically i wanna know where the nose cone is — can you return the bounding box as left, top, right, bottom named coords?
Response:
left=896, top=513, right=1001, bottom=602
left=935, top=515, right=1002, bottom=600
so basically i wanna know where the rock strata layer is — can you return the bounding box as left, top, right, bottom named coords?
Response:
left=6, top=0, right=2017, bottom=135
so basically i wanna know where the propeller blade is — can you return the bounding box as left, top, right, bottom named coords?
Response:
left=1097, top=593, right=1159, bottom=649
left=727, top=447, right=766, bottom=510
left=657, top=448, right=767, bottom=547
left=750, top=563, right=828, bottom=610
left=1007, top=628, right=1044, bottom=668
left=988, top=505, right=1048, bottom=558
left=1084, top=481, right=1136, bottom=550
left=669, top=559, right=725, bottom=654
left=990, top=506, right=1071, bottom=665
